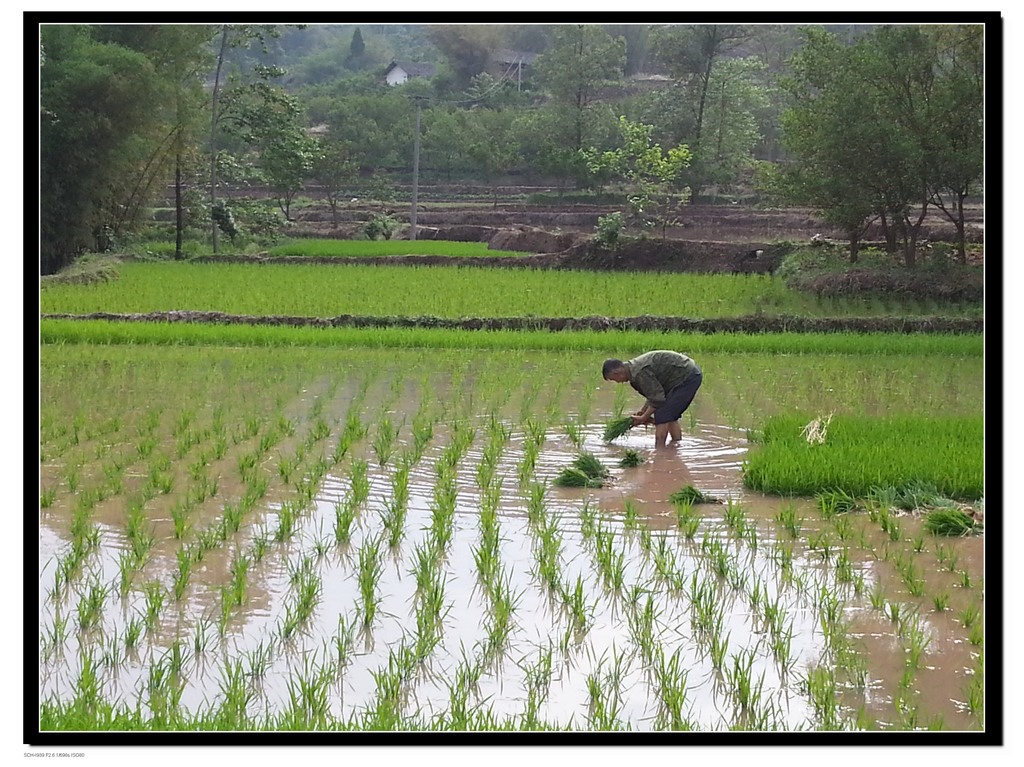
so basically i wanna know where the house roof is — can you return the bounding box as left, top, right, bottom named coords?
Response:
left=386, top=60, right=437, bottom=78
left=492, top=49, right=538, bottom=66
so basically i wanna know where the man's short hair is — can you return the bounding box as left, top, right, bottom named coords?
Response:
left=602, top=359, right=625, bottom=379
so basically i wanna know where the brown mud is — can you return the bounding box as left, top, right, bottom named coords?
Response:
left=42, top=310, right=983, bottom=334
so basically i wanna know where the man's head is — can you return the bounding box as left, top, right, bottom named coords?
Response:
left=602, top=358, right=630, bottom=383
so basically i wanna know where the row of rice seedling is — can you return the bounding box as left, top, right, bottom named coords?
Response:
left=266, top=238, right=524, bottom=258
left=743, top=415, right=984, bottom=499
left=41, top=319, right=984, bottom=360
left=39, top=262, right=982, bottom=319
left=38, top=339, right=984, bottom=731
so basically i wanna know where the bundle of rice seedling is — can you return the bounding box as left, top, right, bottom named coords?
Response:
left=553, top=467, right=604, bottom=488
left=554, top=452, right=609, bottom=488
left=603, top=415, right=633, bottom=443
left=923, top=507, right=981, bottom=537
left=572, top=452, right=609, bottom=479
left=669, top=485, right=721, bottom=505
left=619, top=448, right=645, bottom=468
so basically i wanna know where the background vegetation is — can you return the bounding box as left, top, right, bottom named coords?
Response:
left=39, top=22, right=985, bottom=273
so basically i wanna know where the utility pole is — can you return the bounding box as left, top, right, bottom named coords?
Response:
left=410, top=97, right=424, bottom=240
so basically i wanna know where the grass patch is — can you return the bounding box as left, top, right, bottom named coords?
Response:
left=743, top=415, right=983, bottom=499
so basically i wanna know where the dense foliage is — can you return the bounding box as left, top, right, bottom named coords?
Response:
left=39, top=22, right=987, bottom=273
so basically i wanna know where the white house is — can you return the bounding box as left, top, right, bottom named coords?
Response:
left=384, top=60, right=437, bottom=86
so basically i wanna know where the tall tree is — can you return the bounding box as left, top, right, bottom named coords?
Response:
left=530, top=25, right=625, bottom=190
left=309, top=135, right=358, bottom=227
left=40, top=25, right=185, bottom=273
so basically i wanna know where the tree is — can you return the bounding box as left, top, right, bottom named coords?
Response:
left=310, top=136, right=358, bottom=227
left=260, top=123, right=318, bottom=220
left=93, top=24, right=215, bottom=259
left=464, top=109, right=521, bottom=207
left=207, top=24, right=290, bottom=252
left=777, top=25, right=982, bottom=266
left=923, top=25, right=984, bottom=263
left=583, top=116, right=691, bottom=239
left=40, top=25, right=193, bottom=273
left=530, top=25, right=626, bottom=190
left=650, top=24, right=751, bottom=196
left=776, top=27, right=884, bottom=262
left=350, top=27, right=365, bottom=58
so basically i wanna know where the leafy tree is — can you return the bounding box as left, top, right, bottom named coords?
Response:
left=529, top=25, right=625, bottom=190
left=40, top=25, right=192, bottom=272
left=464, top=109, right=521, bottom=206
left=259, top=123, right=318, bottom=220
left=583, top=116, right=691, bottom=239
left=923, top=25, right=984, bottom=263
left=776, top=27, right=884, bottom=262
left=422, top=108, right=470, bottom=181
left=350, top=27, right=365, bottom=58
left=650, top=24, right=751, bottom=196
left=427, top=25, right=501, bottom=88
left=310, top=136, right=358, bottom=227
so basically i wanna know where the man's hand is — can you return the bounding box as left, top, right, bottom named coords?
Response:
left=631, top=413, right=654, bottom=427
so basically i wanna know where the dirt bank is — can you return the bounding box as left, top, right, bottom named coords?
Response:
left=43, top=310, right=983, bottom=334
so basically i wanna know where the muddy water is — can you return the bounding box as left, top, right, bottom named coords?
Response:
left=38, top=401, right=985, bottom=731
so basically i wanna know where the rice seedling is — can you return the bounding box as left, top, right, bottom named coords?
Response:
left=142, top=581, right=166, bottom=631
left=172, top=547, right=193, bottom=602
left=75, top=579, right=108, bottom=632
left=802, top=665, right=841, bottom=730
left=960, top=601, right=981, bottom=630
left=924, top=508, right=982, bottom=537
left=669, top=485, right=721, bottom=505
left=357, top=536, right=385, bottom=629
left=123, top=615, right=144, bottom=651
left=526, top=482, right=547, bottom=526
left=563, top=421, right=584, bottom=450
left=557, top=452, right=602, bottom=487
left=560, top=574, right=594, bottom=636
left=958, top=569, right=972, bottom=589
left=372, top=413, right=400, bottom=466
left=334, top=499, right=357, bottom=545
left=553, top=467, right=603, bottom=488
left=673, top=498, right=701, bottom=539
left=602, top=415, right=633, bottom=443
left=618, top=448, right=645, bottom=468
left=816, top=488, right=859, bottom=517
left=214, top=658, right=257, bottom=730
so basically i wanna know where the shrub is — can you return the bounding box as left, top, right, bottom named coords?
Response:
left=594, top=212, right=624, bottom=250
left=364, top=212, right=399, bottom=241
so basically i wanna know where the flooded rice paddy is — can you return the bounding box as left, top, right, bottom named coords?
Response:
left=37, top=347, right=985, bottom=731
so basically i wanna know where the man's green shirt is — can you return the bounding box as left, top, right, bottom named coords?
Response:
left=625, top=350, right=700, bottom=409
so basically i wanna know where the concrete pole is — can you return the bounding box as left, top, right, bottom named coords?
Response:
left=410, top=101, right=421, bottom=241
